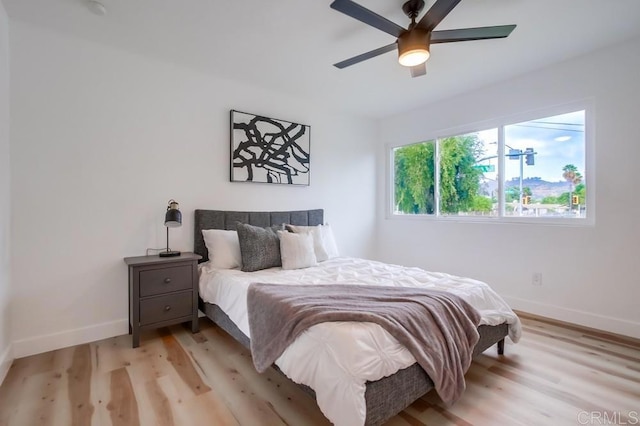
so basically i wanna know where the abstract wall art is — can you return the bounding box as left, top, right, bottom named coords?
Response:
left=230, top=110, right=311, bottom=185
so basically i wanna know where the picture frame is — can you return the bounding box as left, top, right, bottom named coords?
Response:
left=230, top=110, right=311, bottom=185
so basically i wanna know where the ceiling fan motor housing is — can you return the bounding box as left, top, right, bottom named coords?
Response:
left=398, top=29, right=431, bottom=66
left=402, top=0, right=426, bottom=20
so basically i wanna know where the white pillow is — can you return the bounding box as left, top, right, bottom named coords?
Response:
left=278, top=231, right=318, bottom=270
left=285, top=224, right=327, bottom=261
left=319, top=224, right=339, bottom=259
left=286, top=224, right=339, bottom=261
left=201, top=229, right=242, bottom=269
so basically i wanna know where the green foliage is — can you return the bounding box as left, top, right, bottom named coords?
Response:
left=574, top=183, right=586, bottom=205
left=505, top=187, right=519, bottom=203
left=557, top=192, right=570, bottom=205
left=541, top=196, right=559, bottom=204
left=439, top=136, right=484, bottom=213
left=394, top=142, right=436, bottom=214
left=394, top=134, right=486, bottom=214
left=505, top=186, right=531, bottom=202
left=471, top=195, right=493, bottom=213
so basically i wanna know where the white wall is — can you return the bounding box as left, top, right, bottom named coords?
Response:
left=0, top=0, right=12, bottom=380
left=377, top=36, right=640, bottom=338
left=9, top=21, right=377, bottom=357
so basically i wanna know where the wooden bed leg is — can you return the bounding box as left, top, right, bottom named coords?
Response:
left=497, top=338, right=505, bottom=355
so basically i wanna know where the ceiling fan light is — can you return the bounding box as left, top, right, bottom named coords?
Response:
left=399, top=49, right=430, bottom=67
left=398, top=30, right=431, bottom=67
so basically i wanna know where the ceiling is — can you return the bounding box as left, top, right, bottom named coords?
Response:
left=4, top=0, right=640, bottom=119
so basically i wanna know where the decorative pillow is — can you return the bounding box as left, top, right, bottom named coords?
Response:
left=320, top=224, right=340, bottom=259
left=285, top=224, right=339, bottom=261
left=278, top=231, right=318, bottom=270
left=285, top=224, right=329, bottom=262
left=236, top=223, right=282, bottom=272
left=201, top=229, right=242, bottom=269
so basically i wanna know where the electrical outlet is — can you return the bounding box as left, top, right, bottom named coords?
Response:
left=532, top=272, right=542, bottom=286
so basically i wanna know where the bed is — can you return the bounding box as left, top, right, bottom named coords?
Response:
left=194, top=208, right=520, bottom=426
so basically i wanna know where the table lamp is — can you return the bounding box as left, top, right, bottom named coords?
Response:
left=159, top=199, right=182, bottom=257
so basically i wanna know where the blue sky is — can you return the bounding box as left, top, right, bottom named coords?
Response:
left=477, top=111, right=585, bottom=182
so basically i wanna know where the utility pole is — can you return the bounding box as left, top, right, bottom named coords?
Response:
left=519, top=153, right=524, bottom=215
left=508, top=147, right=535, bottom=216
left=479, top=145, right=536, bottom=216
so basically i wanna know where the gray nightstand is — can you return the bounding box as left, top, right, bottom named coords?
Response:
left=124, top=252, right=202, bottom=348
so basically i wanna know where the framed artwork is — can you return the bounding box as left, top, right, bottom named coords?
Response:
left=230, top=110, right=311, bottom=185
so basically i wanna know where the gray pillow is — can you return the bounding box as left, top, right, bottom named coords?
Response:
left=236, top=223, right=283, bottom=272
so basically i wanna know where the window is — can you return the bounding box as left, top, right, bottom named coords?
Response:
left=391, top=107, right=590, bottom=223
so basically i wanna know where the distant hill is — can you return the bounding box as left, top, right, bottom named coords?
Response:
left=482, top=177, right=571, bottom=199
left=506, top=177, right=570, bottom=199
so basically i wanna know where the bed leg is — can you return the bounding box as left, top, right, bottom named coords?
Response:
left=497, top=338, right=505, bottom=355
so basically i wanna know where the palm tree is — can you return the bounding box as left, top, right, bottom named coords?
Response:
left=572, top=172, right=583, bottom=208
left=573, top=172, right=583, bottom=187
left=562, top=164, right=580, bottom=210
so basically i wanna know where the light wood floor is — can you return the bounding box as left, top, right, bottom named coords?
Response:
left=1, top=314, right=638, bottom=426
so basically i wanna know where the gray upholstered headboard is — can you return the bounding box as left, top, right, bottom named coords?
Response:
left=193, top=209, right=324, bottom=263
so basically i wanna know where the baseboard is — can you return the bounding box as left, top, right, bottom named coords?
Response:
left=12, top=319, right=129, bottom=359
left=503, top=295, right=640, bottom=340
left=0, top=343, right=13, bottom=386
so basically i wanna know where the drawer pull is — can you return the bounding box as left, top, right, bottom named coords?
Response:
left=164, top=278, right=172, bottom=284
left=164, top=305, right=171, bottom=311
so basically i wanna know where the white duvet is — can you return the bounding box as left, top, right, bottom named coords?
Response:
left=199, top=257, right=521, bottom=426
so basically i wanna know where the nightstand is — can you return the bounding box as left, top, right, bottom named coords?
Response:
left=124, top=252, right=202, bottom=348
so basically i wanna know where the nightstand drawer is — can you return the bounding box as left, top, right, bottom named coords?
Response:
left=139, top=292, right=192, bottom=325
left=139, top=265, right=192, bottom=297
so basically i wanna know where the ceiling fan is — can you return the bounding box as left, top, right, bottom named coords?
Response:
left=330, top=0, right=516, bottom=77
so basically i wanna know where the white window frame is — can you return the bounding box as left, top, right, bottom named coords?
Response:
left=386, top=100, right=595, bottom=226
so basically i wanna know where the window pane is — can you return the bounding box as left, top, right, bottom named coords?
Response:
left=393, top=141, right=436, bottom=215
left=439, top=129, right=498, bottom=217
left=504, top=111, right=586, bottom=218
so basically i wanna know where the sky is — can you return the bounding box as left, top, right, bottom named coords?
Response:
left=476, top=110, right=585, bottom=182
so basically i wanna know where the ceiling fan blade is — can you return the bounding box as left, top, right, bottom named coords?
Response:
left=410, top=63, right=427, bottom=78
left=330, top=0, right=404, bottom=38
left=334, top=43, right=397, bottom=69
left=431, top=25, right=516, bottom=44
left=416, top=0, right=462, bottom=32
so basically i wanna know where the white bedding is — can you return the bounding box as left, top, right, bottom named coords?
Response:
left=199, top=257, right=521, bottom=426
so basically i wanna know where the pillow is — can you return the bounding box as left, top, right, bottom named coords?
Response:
left=278, top=231, right=318, bottom=270
left=236, top=222, right=282, bottom=272
left=286, top=224, right=339, bottom=261
left=320, top=224, right=340, bottom=259
left=285, top=224, right=329, bottom=262
left=201, top=229, right=242, bottom=269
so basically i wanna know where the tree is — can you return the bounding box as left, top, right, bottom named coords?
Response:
left=541, top=195, right=559, bottom=204
left=562, top=164, right=582, bottom=210
left=505, top=186, right=531, bottom=202
left=439, top=135, right=484, bottom=213
left=505, top=187, right=519, bottom=203
left=470, top=195, right=493, bottom=213
left=394, top=134, right=485, bottom=214
left=394, top=142, right=436, bottom=214
left=574, top=182, right=586, bottom=206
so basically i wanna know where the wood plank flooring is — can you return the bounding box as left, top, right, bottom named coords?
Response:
left=1, top=314, right=638, bottom=426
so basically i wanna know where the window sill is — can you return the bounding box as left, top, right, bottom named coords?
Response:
left=386, top=213, right=595, bottom=227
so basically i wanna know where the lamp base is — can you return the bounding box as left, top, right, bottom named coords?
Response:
left=159, top=250, right=181, bottom=257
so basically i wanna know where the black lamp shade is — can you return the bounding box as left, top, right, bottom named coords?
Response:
left=164, top=208, right=182, bottom=228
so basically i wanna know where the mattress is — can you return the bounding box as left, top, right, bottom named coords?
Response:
left=198, top=257, right=521, bottom=426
